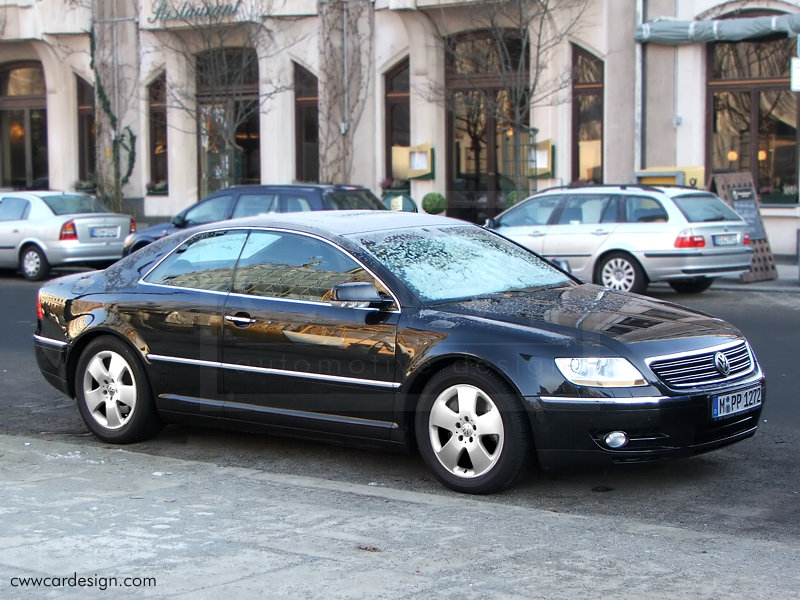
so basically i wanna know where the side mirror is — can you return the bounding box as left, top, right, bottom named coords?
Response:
left=484, top=217, right=497, bottom=229
left=171, top=214, right=187, bottom=228
left=330, top=282, right=392, bottom=309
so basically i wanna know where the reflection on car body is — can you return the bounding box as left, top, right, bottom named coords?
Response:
left=35, top=211, right=764, bottom=494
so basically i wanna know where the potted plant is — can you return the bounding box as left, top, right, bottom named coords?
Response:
left=422, top=192, right=446, bottom=215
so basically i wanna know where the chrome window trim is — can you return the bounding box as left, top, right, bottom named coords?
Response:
left=147, top=353, right=401, bottom=389
left=139, top=225, right=402, bottom=313
left=33, top=334, right=68, bottom=348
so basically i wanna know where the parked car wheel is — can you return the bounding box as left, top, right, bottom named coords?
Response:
left=415, top=364, right=530, bottom=494
left=75, top=337, right=162, bottom=443
left=668, top=277, right=714, bottom=294
left=597, top=252, right=648, bottom=294
left=20, top=245, right=50, bottom=281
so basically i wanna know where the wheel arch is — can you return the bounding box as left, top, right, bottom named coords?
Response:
left=65, top=329, right=150, bottom=400
left=400, top=354, right=531, bottom=452
left=592, top=248, right=647, bottom=285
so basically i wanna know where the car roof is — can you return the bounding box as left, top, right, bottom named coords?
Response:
left=531, top=184, right=713, bottom=198
left=205, top=183, right=372, bottom=195
left=199, top=210, right=459, bottom=237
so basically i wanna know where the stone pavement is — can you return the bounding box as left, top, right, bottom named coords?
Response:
left=1, top=434, right=798, bottom=600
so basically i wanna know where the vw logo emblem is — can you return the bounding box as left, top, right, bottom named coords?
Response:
left=714, top=352, right=731, bottom=376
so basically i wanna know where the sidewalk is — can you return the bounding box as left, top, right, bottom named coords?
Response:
left=712, top=255, right=799, bottom=293
left=1, top=434, right=798, bottom=600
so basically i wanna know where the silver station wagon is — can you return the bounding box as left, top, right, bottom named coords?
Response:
left=487, top=184, right=754, bottom=294
left=0, top=191, right=135, bottom=280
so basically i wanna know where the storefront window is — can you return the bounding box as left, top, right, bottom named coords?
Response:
left=196, top=48, right=260, bottom=196
left=148, top=73, right=168, bottom=194
left=572, top=45, right=604, bottom=184
left=385, top=58, right=409, bottom=185
left=294, top=63, right=319, bottom=183
left=709, top=34, right=798, bottom=204
left=0, top=64, right=47, bottom=189
left=77, top=76, right=95, bottom=187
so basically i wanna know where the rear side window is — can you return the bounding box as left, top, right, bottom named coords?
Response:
left=672, top=193, right=743, bottom=223
left=232, top=194, right=278, bottom=218
left=557, top=195, right=611, bottom=224
left=624, top=196, right=668, bottom=223
left=144, top=230, right=248, bottom=292
left=41, top=194, right=107, bottom=215
left=498, top=195, right=561, bottom=227
left=0, top=197, right=29, bottom=221
left=281, top=195, right=314, bottom=212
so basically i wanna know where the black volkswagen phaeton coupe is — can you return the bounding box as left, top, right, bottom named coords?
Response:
left=34, top=211, right=765, bottom=493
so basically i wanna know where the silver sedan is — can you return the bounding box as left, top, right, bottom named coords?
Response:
left=0, top=191, right=134, bottom=280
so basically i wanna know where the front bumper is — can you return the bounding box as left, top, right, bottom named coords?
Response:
left=529, top=371, right=765, bottom=470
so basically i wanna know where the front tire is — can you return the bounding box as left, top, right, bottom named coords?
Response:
left=596, top=252, right=648, bottom=294
left=75, top=337, right=161, bottom=443
left=415, top=364, right=531, bottom=494
left=20, top=245, right=50, bottom=281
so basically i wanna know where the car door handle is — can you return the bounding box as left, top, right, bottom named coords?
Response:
left=592, top=229, right=610, bottom=236
left=224, top=313, right=256, bottom=327
left=528, top=231, right=545, bottom=237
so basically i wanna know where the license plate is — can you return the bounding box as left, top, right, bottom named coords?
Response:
left=91, top=226, right=118, bottom=238
left=712, top=385, right=761, bottom=419
left=713, top=233, right=738, bottom=246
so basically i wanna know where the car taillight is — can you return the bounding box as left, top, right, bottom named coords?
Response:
left=743, top=232, right=750, bottom=245
left=130, top=219, right=137, bottom=234
left=59, top=220, right=78, bottom=241
left=36, top=293, right=43, bottom=320
left=674, top=230, right=705, bottom=248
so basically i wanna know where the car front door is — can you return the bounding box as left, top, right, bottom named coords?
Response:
left=221, top=230, right=399, bottom=439
left=136, top=229, right=249, bottom=415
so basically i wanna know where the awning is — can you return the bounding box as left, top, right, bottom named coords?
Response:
left=635, top=13, right=800, bottom=45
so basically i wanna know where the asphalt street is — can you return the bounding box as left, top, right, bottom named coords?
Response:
left=0, top=262, right=798, bottom=599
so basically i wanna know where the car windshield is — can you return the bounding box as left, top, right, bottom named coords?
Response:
left=326, top=189, right=386, bottom=210
left=354, top=225, right=571, bottom=302
left=672, top=193, right=743, bottom=223
left=41, top=194, right=108, bottom=215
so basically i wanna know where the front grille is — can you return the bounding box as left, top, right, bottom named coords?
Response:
left=648, top=341, right=753, bottom=388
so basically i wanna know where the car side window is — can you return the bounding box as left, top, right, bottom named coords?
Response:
left=184, top=195, right=234, bottom=226
left=624, top=196, right=668, bottom=223
left=232, top=194, right=278, bottom=218
left=232, top=231, right=376, bottom=302
left=280, top=195, right=313, bottom=212
left=498, top=196, right=561, bottom=227
left=144, top=230, right=248, bottom=291
left=0, top=197, right=30, bottom=221
left=556, top=195, right=610, bottom=225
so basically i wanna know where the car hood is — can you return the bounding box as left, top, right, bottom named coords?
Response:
left=435, top=283, right=741, bottom=354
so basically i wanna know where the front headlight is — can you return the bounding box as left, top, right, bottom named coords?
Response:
left=555, top=357, right=647, bottom=387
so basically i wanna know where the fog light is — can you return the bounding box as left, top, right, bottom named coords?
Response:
left=604, top=431, right=629, bottom=449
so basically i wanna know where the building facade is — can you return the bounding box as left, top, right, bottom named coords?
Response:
left=1, top=0, right=798, bottom=254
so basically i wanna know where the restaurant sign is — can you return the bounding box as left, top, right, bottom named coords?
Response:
left=148, top=0, right=243, bottom=24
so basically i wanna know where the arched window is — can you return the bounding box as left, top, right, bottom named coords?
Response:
left=148, top=73, right=168, bottom=193
left=385, top=58, right=409, bottom=184
left=77, top=76, right=96, bottom=186
left=707, top=18, right=797, bottom=204
left=196, top=48, right=260, bottom=196
left=572, top=45, right=604, bottom=184
left=294, top=63, right=318, bottom=183
left=0, top=63, right=47, bottom=189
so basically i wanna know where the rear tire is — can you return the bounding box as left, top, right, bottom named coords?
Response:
left=75, top=337, right=162, bottom=443
left=596, top=252, right=648, bottom=294
left=20, top=245, right=50, bottom=281
left=668, top=277, right=714, bottom=294
left=415, top=364, right=531, bottom=494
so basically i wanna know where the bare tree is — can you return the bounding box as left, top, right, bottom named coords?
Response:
left=427, top=0, right=589, bottom=211
left=151, top=1, right=301, bottom=195
left=317, top=0, right=374, bottom=184
left=91, top=0, right=140, bottom=212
